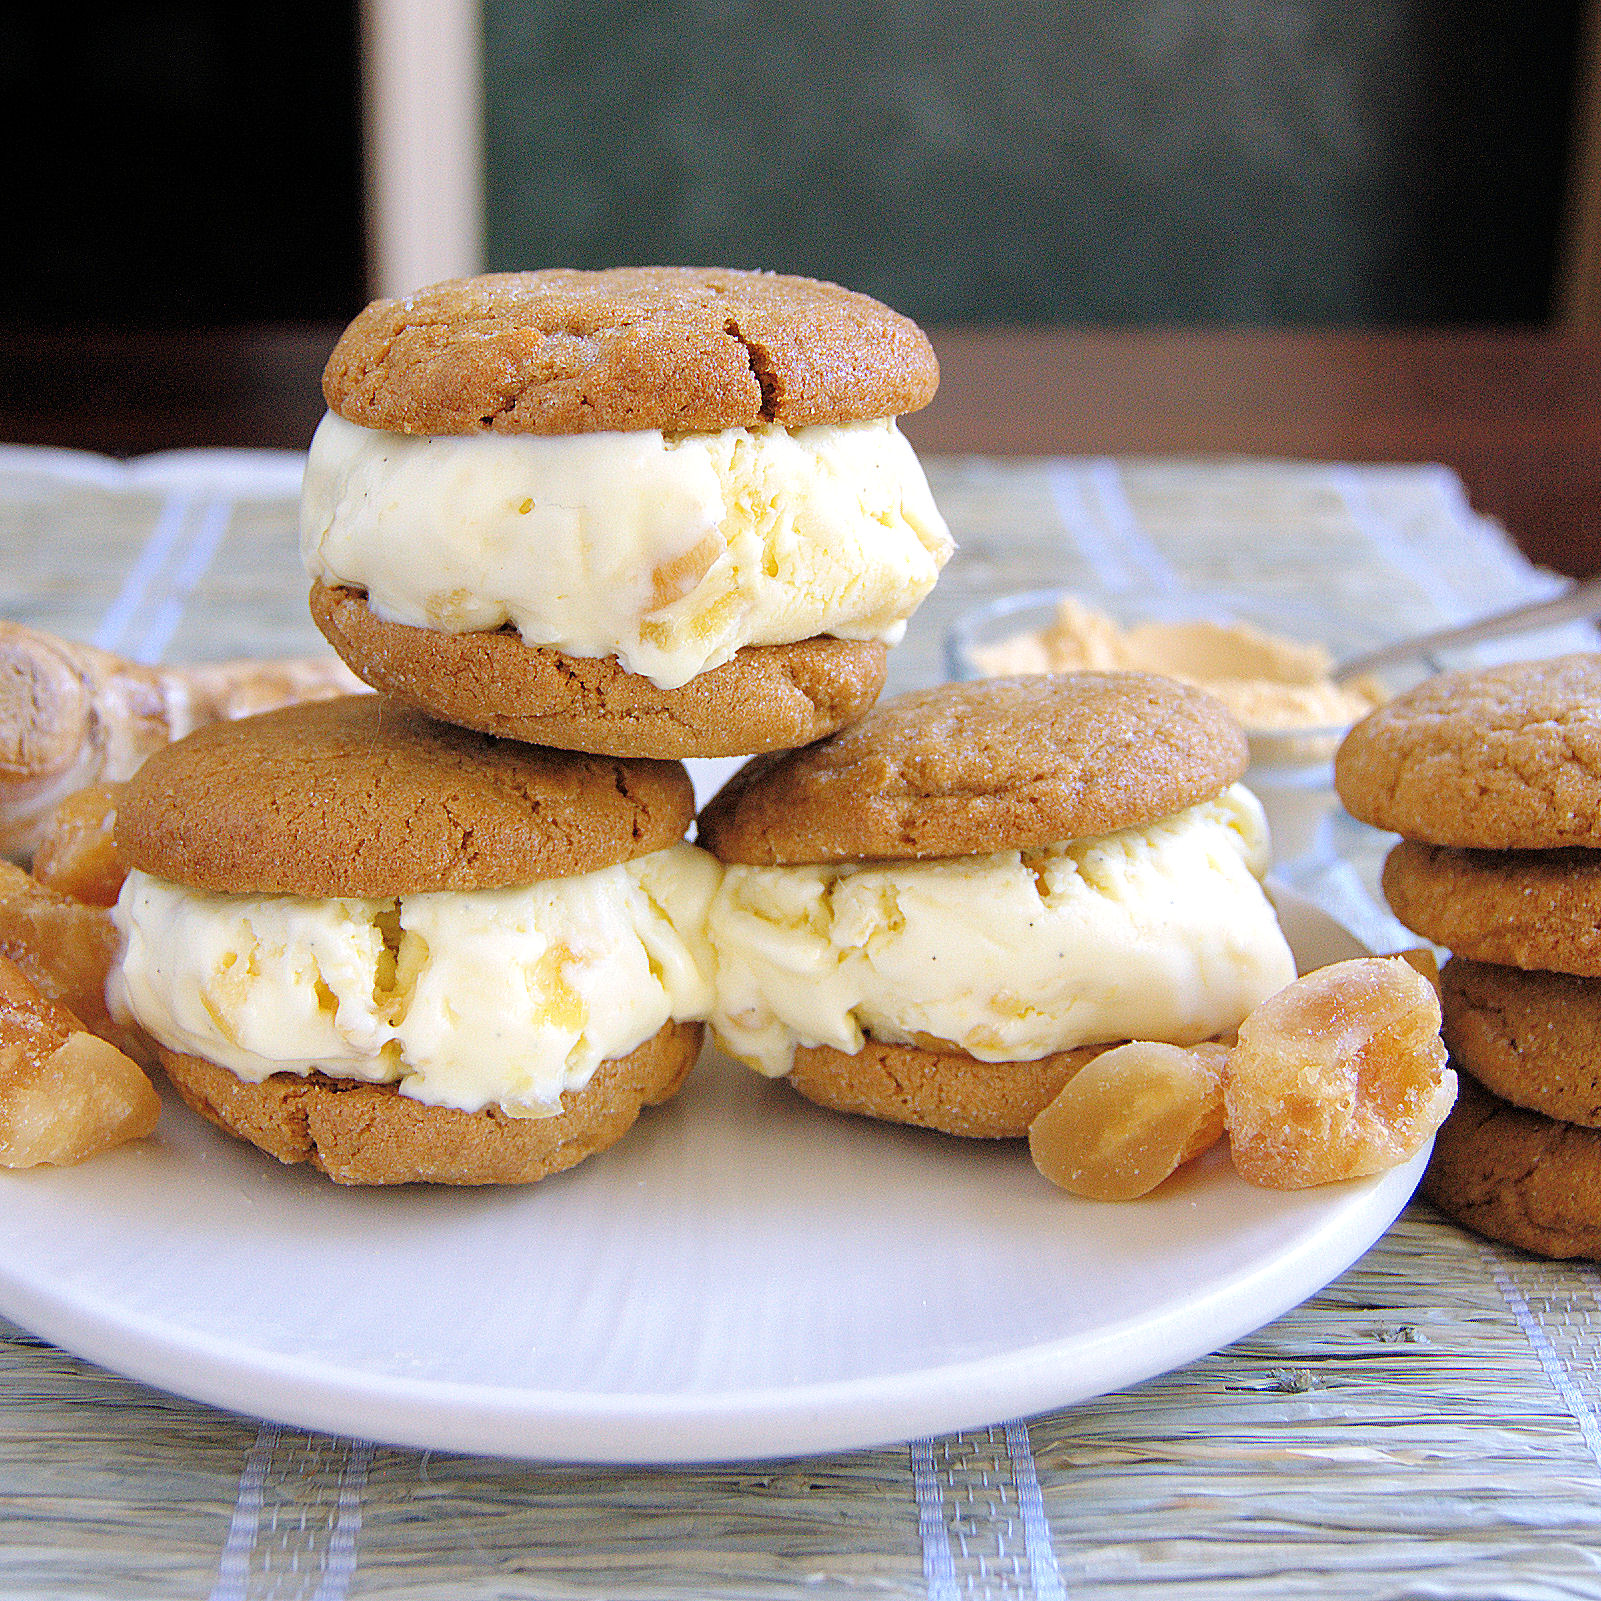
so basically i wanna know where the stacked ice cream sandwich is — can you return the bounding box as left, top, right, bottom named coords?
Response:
left=104, top=265, right=1307, bottom=1186
left=303, top=267, right=950, bottom=756
left=1336, top=655, right=1601, bottom=1258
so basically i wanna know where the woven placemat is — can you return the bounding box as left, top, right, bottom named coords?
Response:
left=0, top=444, right=1597, bottom=1601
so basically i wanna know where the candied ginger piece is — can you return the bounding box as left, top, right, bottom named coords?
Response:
left=0, top=954, right=158, bottom=1166
left=1028, top=1040, right=1229, bottom=1201
left=1225, top=956, right=1455, bottom=1190
left=33, top=783, right=126, bottom=906
left=0, top=858, right=148, bottom=1063
left=1396, top=946, right=1441, bottom=996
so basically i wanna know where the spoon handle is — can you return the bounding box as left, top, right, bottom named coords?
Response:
left=1333, top=576, right=1601, bottom=682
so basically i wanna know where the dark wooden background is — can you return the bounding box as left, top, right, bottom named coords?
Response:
left=5, top=7, right=1600, bottom=580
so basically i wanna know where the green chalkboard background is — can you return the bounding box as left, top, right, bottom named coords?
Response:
left=484, top=0, right=1582, bottom=325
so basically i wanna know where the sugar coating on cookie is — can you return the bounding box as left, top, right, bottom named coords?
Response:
left=1336, top=655, right=1601, bottom=849
left=1441, top=957, right=1601, bottom=1126
left=1383, top=840, right=1601, bottom=976
left=322, top=267, right=940, bottom=436
left=1423, top=1068, right=1601, bottom=1259
left=309, top=583, right=889, bottom=759
left=697, top=673, right=1251, bottom=865
left=115, top=695, right=694, bottom=896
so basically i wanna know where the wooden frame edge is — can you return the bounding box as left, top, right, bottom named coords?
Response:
left=361, top=0, right=485, bottom=299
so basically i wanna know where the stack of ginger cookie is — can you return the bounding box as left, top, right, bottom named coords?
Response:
left=1336, top=654, right=1601, bottom=1259
left=98, top=265, right=956, bottom=1186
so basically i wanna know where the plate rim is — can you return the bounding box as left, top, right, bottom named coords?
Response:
left=0, top=1150, right=1424, bottom=1462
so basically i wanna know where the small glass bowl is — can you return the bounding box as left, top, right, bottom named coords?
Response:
left=945, top=587, right=1376, bottom=770
left=946, top=588, right=1396, bottom=862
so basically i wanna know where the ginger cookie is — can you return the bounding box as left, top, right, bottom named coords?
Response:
left=699, top=677, right=1293, bottom=1139
left=109, top=695, right=715, bottom=1185
left=303, top=268, right=951, bottom=760
left=1440, top=957, right=1601, bottom=1127
left=322, top=267, right=939, bottom=436
left=1422, top=1068, right=1601, bottom=1259
left=697, top=672, right=1250, bottom=866
left=159, top=1022, right=700, bottom=1187
left=1383, top=840, right=1601, bottom=977
left=116, top=694, right=693, bottom=897
left=792, top=1038, right=1128, bottom=1140
left=1335, top=655, right=1601, bottom=848
left=309, top=582, right=887, bottom=760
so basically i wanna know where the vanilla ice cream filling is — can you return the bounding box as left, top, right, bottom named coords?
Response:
left=109, top=845, right=721, bottom=1117
left=705, top=785, right=1297, bottom=1077
left=300, top=412, right=953, bottom=691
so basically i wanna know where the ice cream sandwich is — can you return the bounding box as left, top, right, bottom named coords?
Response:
left=303, top=267, right=951, bottom=758
left=107, top=696, right=719, bottom=1184
left=695, top=674, right=1297, bottom=1137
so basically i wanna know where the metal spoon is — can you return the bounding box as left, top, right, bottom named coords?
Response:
left=1332, top=575, right=1601, bottom=683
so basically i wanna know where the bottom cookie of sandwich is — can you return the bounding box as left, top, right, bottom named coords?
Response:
left=158, top=1020, right=702, bottom=1187
left=788, top=1037, right=1114, bottom=1140
left=311, top=581, right=889, bottom=759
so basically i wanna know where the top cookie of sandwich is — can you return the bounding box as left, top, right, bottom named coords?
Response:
left=117, top=695, right=694, bottom=897
left=322, top=268, right=940, bottom=436
left=1335, top=655, right=1601, bottom=848
left=697, top=673, right=1248, bottom=865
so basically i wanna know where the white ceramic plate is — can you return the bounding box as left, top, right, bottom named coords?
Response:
left=0, top=890, right=1424, bottom=1464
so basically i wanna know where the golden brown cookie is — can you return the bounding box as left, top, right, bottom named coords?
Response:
left=1440, top=957, right=1601, bottom=1126
left=1422, top=1067, right=1601, bottom=1259
left=322, top=268, right=940, bottom=436
left=1383, top=840, right=1601, bottom=976
left=310, top=582, right=888, bottom=760
left=788, top=1038, right=1115, bottom=1140
left=116, top=694, right=693, bottom=896
left=159, top=1021, right=701, bottom=1186
left=697, top=673, right=1249, bottom=866
left=1335, top=655, right=1601, bottom=848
